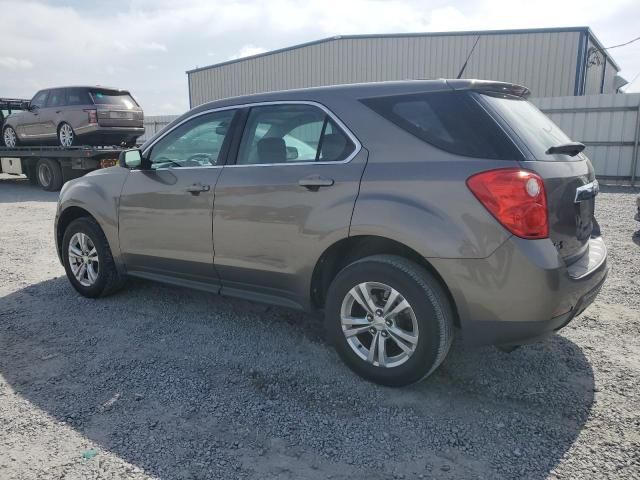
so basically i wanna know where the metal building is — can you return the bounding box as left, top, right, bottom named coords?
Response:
left=187, top=27, right=623, bottom=107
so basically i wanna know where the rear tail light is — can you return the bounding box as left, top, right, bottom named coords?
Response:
left=84, top=109, right=97, bottom=124
left=466, top=168, right=548, bottom=239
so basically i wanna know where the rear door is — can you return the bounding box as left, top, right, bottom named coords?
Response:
left=479, top=93, right=598, bottom=261
left=212, top=102, right=366, bottom=307
left=118, top=109, right=237, bottom=286
left=91, top=89, right=143, bottom=128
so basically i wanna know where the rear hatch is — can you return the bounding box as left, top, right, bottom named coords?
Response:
left=477, top=90, right=598, bottom=262
left=91, top=89, right=143, bottom=127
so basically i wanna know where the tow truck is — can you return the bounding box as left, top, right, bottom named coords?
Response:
left=1, top=97, right=123, bottom=191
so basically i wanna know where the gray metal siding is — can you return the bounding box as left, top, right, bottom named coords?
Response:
left=189, top=31, right=582, bottom=106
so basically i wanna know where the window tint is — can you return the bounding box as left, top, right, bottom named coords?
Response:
left=46, top=89, right=65, bottom=107
left=149, top=110, right=235, bottom=169
left=31, top=91, right=48, bottom=108
left=479, top=93, right=578, bottom=161
left=360, top=91, right=522, bottom=160
left=90, top=90, right=137, bottom=108
left=236, top=104, right=355, bottom=165
left=66, top=88, right=92, bottom=106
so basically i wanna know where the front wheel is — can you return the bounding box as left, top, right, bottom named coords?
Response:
left=62, top=217, right=124, bottom=298
left=325, top=255, right=454, bottom=387
left=3, top=126, right=18, bottom=148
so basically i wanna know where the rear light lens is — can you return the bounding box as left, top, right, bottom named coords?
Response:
left=466, top=168, right=548, bottom=239
left=84, top=109, right=97, bottom=124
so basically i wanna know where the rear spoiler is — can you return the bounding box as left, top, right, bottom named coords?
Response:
left=446, top=79, right=531, bottom=99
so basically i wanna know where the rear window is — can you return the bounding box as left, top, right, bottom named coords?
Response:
left=479, top=94, right=579, bottom=161
left=360, top=91, right=522, bottom=160
left=90, top=90, right=137, bottom=109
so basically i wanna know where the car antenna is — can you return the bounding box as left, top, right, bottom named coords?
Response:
left=456, top=35, right=481, bottom=79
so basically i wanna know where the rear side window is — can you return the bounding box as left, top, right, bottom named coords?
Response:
left=66, top=88, right=92, bottom=106
left=236, top=104, right=355, bottom=165
left=360, top=91, right=522, bottom=160
left=90, top=90, right=137, bottom=109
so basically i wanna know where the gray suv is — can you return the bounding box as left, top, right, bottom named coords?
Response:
left=55, top=80, right=608, bottom=386
left=3, top=86, right=144, bottom=148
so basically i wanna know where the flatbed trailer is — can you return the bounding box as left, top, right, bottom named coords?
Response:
left=0, top=146, right=123, bottom=191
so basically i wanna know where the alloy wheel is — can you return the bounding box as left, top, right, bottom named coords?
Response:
left=59, top=124, right=74, bottom=147
left=340, top=281, right=419, bottom=368
left=3, top=127, right=17, bottom=148
left=68, top=232, right=99, bottom=287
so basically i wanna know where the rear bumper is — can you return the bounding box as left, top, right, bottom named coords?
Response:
left=430, top=235, right=608, bottom=346
left=75, top=124, right=144, bottom=138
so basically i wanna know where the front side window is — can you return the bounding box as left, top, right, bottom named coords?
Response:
left=148, top=110, right=236, bottom=169
left=236, top=104, right=355, bottom=165
left=31, top=91, right=48, bottom=109
left=361, top=91, right=522, bottom=160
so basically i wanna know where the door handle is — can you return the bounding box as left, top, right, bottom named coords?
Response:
left=185, top=183, right=210, bottom=194
left=55, top=110, right=62, bottom=114
left=298, top=175, right=334, bottom=191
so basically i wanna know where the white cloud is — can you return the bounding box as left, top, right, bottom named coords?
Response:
left=0, top=0, right=638, bottom=114
left=0, top=56, right=33, bottom=70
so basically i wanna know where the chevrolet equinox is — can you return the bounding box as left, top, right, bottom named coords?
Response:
left=55, top=80, right=608, bottom=386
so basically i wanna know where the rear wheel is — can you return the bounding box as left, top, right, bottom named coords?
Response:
left=325, top=255, right=454, bottom=387
left=3, top=126, right=18, bottom=148
left=36, top=158, right=63, bottom=191
left=62, top=217, right=124, bottom=298
left=58, top=122, right=75, bottom=147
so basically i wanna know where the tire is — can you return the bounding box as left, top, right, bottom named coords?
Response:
left=36, top=158, right=63, bottom=191
left=25, top=166, right=39, bottom=185
left=62, top=217, right=125, bottom=298
left=3, top=125, right=19, bottom=148
left=58, top=122, right=75, bottom=147
left=325, top=255, right=454, bottom=387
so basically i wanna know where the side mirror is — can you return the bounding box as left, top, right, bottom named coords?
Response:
left=119, top=149, right=143, bottom=169
left=20, top=101, right=30, bottom=110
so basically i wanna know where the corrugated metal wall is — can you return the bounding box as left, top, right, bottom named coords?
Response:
left=188, top=31, right=583, bottom=106
left=533, top=93, right=640, bottom=182
left=138, top=115, right=177, bottom=144
left=144, top=94, right=640, bottom=184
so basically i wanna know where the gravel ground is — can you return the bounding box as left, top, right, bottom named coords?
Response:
left=0, top=174, right=639, bottom=480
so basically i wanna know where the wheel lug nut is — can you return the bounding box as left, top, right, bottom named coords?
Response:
left=375, top=309, right=383, bottom=316
left=366, top=314, right=373, bottom=321
left=385, top=319, right=392, bottom=327
left=369, top=327, right=376, bottom=335
left=381, top=331, right=388, bottom=337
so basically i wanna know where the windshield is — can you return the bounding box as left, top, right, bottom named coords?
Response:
left=90, top=90, right=137, bottom=109
left=479, top=93, right=581, bottom=161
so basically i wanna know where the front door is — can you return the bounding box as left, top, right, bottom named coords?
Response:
left=213, top=103, right=366, bottom=307
left=118, top=109, right=237, bottom=287
left=19, top=90, right=49, bottom=140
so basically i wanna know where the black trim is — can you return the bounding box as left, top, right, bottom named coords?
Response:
left=217, top=109, right=241, bottom=166
left=225, top=108, right=249, bottom=166
left=314, top=115, right=329, bottom=162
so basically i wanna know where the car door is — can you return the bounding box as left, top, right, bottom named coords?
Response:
left=212, top=102, right=367, bottom=308
left=19, top=90, right=48, bottom=140
left=42, top=88, right=65, bottom=140
left=118, top=108, right=238, bottom=287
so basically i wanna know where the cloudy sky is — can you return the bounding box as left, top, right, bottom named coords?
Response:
left=1, top=0, right=639, bottom=115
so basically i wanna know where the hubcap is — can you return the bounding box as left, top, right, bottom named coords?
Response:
left=59, top=124, right=74, bottom=147
left=4, top=128, right=16, bottom=148
left=340, top=282, right=419, bottom=368
left=68, top=232, right=99, bottom=287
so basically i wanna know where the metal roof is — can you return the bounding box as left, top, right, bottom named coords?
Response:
left=187, top=26, right=620, bottom=74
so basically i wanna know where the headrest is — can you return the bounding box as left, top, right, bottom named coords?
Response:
left=257, top=137, right=287, bottom=164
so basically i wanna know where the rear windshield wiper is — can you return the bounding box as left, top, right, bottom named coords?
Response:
left=545, top=142, right=585, bottom=156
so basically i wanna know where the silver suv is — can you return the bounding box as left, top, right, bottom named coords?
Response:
left=3, top=86, right=144, bottom=148
left=55, top=80, right=608, bottom=386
